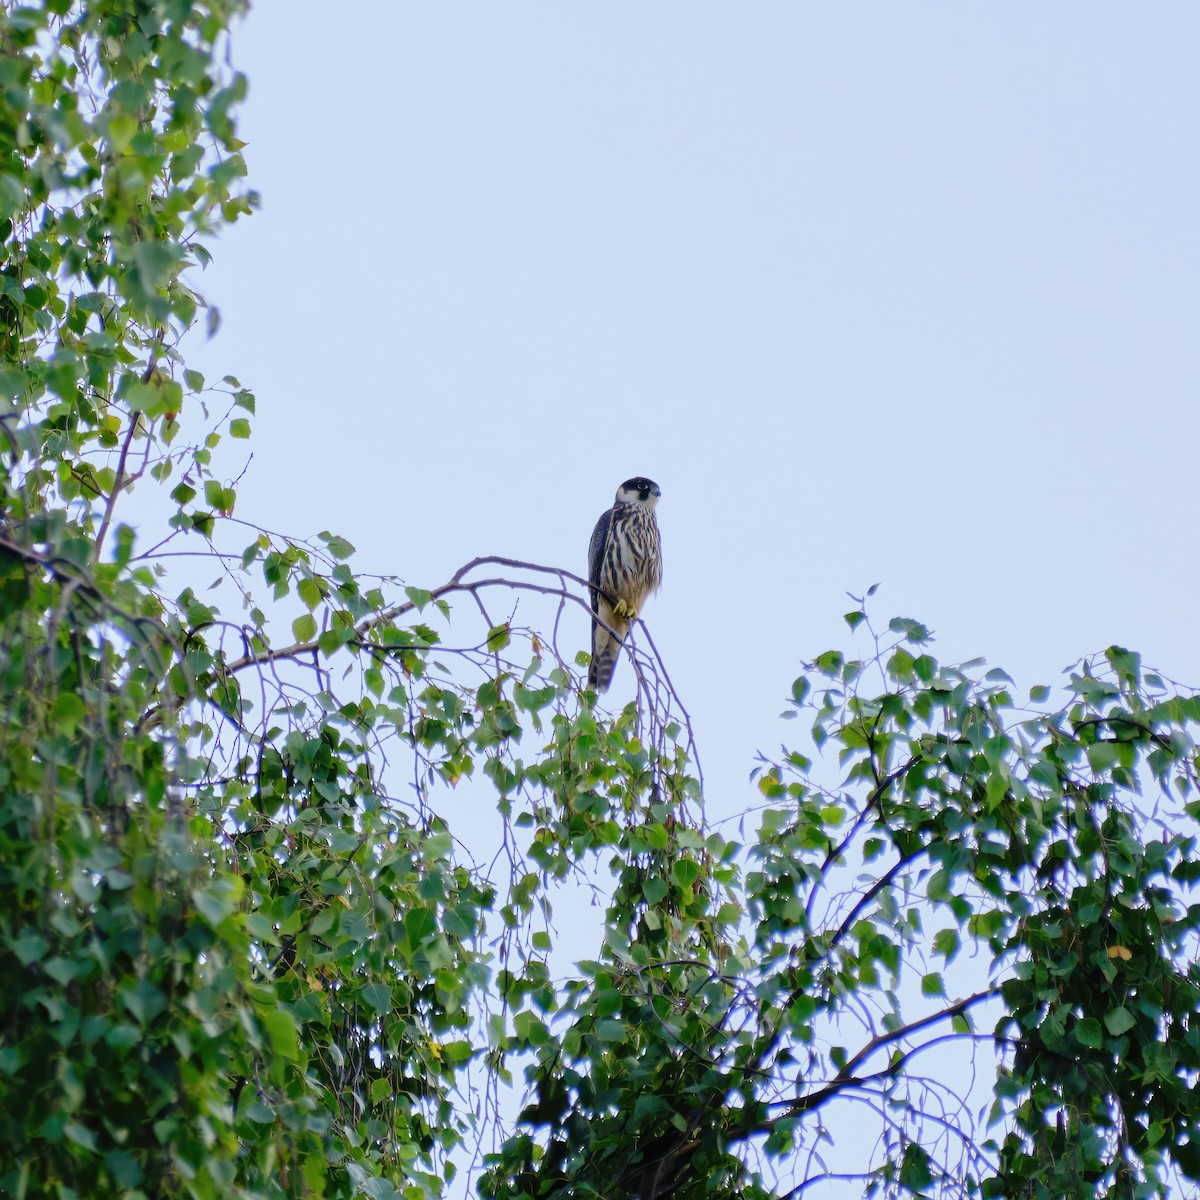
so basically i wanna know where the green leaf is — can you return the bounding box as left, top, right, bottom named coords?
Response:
left=292, top=613, right=317, bottom=642
left=900, top=1144, right=932, bottom=1190
left=361, top=982, right=392, bottom=1015
left=643, top=877, right=668, bottom=904
left=888, top=616, right=931, bottom=644
left=595, top=1018, right=625, bottom=1043
left=814, top=650, right=843, bottom=675
left=321, top=532, right=355, bottom=559
left=1087, top=742, right=1118, bottom=772
left=104, top=1026, right=142, bottom=1050
left=442, top=1040, right=473, bottom=1065
left=403, top=908, right=438, bottom=951
left=43, top=956, right=78, bottom=984
left=920, top=972, right=945, bottom=997
left=259, top=1006, right=300, bottom=1060
left=932, top=928, right=960, bottom=963
left=52, top=692, right=87, bottom=734
left=120, top=979, right=166, bottom=1026
left=513, top=1010, right=549, bottom=1047
left=192, top=876, right=243, bottom=927
left=11, top=933, right=49, bottom=966
left=1104, top=1006, right=1136, bottom=1036
left=63, top=1121, right=96, bottom=1151
left=671, top=859, right=701, bottom=887
left=297, top=575, right=323, bottom=610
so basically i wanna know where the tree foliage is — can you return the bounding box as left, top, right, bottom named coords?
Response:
left=2, top=4, right=1200, bottom=1200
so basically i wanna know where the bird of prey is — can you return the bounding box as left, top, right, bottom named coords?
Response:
left=587, top=477, right=663, bottom=692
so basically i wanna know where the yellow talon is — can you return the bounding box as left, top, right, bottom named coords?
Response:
left=612, top=598, right=637, bottom=621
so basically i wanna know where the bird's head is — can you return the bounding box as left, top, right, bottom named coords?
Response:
left=615, top=477, right=661, bottom=508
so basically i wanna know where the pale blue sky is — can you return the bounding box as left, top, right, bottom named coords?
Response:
left=174, top=5, right=1200, bottom=1190
left=189, top=2, right=1200, bottom=821
left=182, top=2, right=1199, bottom=770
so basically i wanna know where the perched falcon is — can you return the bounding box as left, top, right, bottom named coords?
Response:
left=587, top=477, right=663, bottom=693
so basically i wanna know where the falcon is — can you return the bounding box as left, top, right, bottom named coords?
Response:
left=587, top=477, right=663, bottom=692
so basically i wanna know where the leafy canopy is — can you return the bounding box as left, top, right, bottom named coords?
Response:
left=2, top=4, right=1199, bottom=1200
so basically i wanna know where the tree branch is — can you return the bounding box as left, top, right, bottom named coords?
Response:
left=759, top=986, right=1001, bottom=1129
left=829, top=987, right=1000, bottom=1084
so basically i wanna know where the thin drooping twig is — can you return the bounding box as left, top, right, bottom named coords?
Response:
left=219, top=556, right=632, bottom=701
left=803, top=753, right=923, bottom=926
left=629, top=616, right=705, bottom=803
left=95, top=329, right=164, bottom=558
left=220, top=557, right=598, bottom=675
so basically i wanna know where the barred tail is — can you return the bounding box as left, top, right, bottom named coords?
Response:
left=588, top=616, right=625, bottom=693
